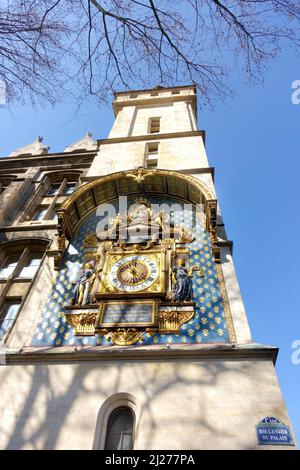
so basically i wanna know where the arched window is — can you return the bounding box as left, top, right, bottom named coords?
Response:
left=104, top=407, right=135, bottom=450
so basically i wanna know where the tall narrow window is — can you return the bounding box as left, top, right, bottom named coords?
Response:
left=0, top=240, right=47, bottom=341
left=24, top=174, right=80, bottom=225
left=46, top=183, right=61, bottom=196
left=148, top=117, right=160, bottom=134
left=105, top=407, right=135, bottom=450
left=0, top=301, right=21, bottom=339
left=145, top=142, right=159, bottom=169
left=50, top=209, right=58, bottom=221
left=0, top=256, right=18, bottom=279
left=18, top=253, right=43, bottom=279
left=32, top=206, right=49, bottom=221
left=64, top=182, right=77, bottom=195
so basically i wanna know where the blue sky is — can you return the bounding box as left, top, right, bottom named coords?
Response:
left=0, top=48, right=299, bottom=445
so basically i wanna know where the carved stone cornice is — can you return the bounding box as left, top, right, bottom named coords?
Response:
left=3, top=344, right=279, bottom=365
left=97, top=130, right=205, bottom=145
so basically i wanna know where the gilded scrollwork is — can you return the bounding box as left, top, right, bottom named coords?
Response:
left=83, top=233, right=98, bottom=248
left=205, top=199, right=220, bottom=262
left=66, top=312, right=97, bottom=336
left=107, top=329, right=143, bottom=346
left=158, top=309, right=194, bottom=333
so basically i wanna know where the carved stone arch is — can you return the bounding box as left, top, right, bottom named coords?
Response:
left=0, top=236, right=50, bottom=253
left=92, top=392, right=141, bottom=450
left=57, top=168, right=216, bottom=238
left=0, top=237, right=51, bottom=271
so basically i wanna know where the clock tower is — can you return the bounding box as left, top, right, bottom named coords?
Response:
left=0, top=85, right=296, bottom=449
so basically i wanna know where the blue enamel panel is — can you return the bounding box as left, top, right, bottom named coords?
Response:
left=31, top=197, right=230, bottom=346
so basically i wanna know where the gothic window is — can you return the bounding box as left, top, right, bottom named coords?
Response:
left=32, top=206, right=49, bottom=221
left=0, top=240, right=48, bottom=341
left=46, top=183, right=61, bottom=196
left=0, top=301, right=22, bottom=340
left=50, top=209, right=58, bottom=221
left=104, top=407, right=135, bottom=450
left=63, top=182, right=77, bottom=195
left=0, top=256, right=18, bottom=279
left=45, top=180, right=77, bottom=198
left=23, top=173, right=80, bottom=223
left=18, top=253, right=43, bottom=279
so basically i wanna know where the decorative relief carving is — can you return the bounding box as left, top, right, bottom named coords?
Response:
left=106, top=328, right=145, bottom=346
left=54, top=211, right=67, bottom=270
left=66, top=301, right=195, bottom=344
left=83, top=233, right=98, bottom=248
left=205, top=199, right=220, bottom=263
left=66, top=311, right=97, bottom=336
left=62, top=195, right=219, bottom=346
left=158, top=308, right=194, bottom=333
left=127, top=167, right=157, bottom=184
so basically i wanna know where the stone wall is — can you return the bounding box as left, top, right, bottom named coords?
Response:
left=0, top=358, right=295, bottom=450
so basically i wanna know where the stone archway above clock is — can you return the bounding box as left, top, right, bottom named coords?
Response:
left=57, top=168, right=216, bottom=239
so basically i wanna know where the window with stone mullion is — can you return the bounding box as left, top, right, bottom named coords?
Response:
left=0, top=247, right=28, bottom=280
left=44, top=179, right=67, bottom=219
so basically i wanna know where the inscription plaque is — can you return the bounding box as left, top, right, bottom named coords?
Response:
left=99, top=301, right=156, bottom=327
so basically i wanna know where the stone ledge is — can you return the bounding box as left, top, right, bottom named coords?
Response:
left=0, top=151, right=97, bottom=166
left=97, top=130, right=205, bottom=145
left=81, top=166, right=214, bottom=183
left=2, top=343, right=279, bottom=365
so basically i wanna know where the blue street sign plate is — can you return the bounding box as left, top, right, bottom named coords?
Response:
left=256, top=417, right=294, bottom=446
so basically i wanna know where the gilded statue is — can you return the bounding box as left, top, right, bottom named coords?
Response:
left=72, top=262, right=98, bottom=306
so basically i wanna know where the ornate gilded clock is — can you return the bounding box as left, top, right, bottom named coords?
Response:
left=96, top=249, right=166, bottom=298
left=109, top=255, right=159, bottom=292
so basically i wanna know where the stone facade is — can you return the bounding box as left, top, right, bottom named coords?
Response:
left=0, top=85, right=296, bottom=449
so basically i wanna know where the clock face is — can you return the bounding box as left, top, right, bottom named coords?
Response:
left=108, top=255, right=159, bottom=292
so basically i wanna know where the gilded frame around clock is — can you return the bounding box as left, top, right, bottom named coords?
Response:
left=110, top=254, right=159, bottom=290
left=96, top=249, right=166, bottom=297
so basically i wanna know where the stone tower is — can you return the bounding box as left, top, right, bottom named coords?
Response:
left=0, top=85, right=296, bottom=449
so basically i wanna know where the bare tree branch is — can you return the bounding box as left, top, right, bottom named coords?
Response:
left=0, top=0, right=300, bottom=108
